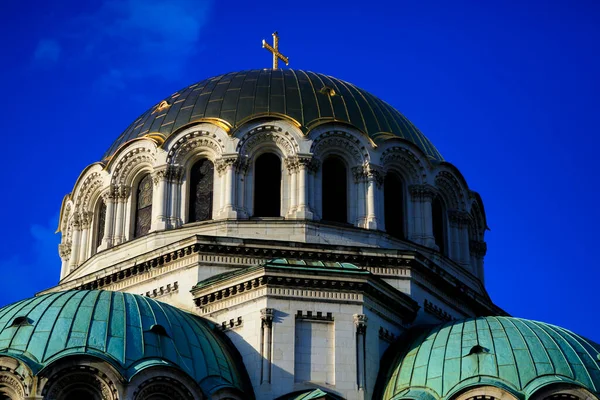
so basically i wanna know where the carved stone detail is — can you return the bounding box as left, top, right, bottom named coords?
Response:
left=435, top=171, right=465, bottom=209
left=43, top=367, right=117, bottom=400
left=133, top=377, right=193, bottom=400
left=237, top=125, right=298, bottom=157
left=381, top=146, right=425, bottom=183
left=261, top=308, right=274, bottom=328
left=352, top=163, right=384, bottom=185
left=311, top=131, right=366, bottom=164
left=165, top=165, right=184, bottom=183
left=409, top=184, right=437, bottom=201
left=167, top=130, right=224, bottom=164
left=111, top=147, right=156, bottom=187
left=0, top=372, right=26, bottom=398
left=354, top=313, right=368, bottom=334
left=448, top=209, right=471, bottom=227
left=470, top=240, right=488, bottom=257
left=215, top=156, right=239, bottom=176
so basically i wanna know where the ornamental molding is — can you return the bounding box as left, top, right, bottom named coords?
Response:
left=151, top=168, right=167, bottom=186
left=142, top=281, right=178, bottom=299
left=435, top=171, right=465, bottom=209
left=58, top=242, right=72, bottom=260
left=409, top=184, right=437, bottom=201
left=470, top=240, right=487, bottom=257
left=111, top=147, right=156, bottom=187
left=448, top=209, right=471, bottom=227
left=311, top=130, right=367, bottom=164
left=296, top=310, right=334, bottom=322
left=237, top=125, right=299, bottom=157
left=381, top=146, right=425, bottom=183
left=354, top=313, right=368, bottom=334
left=75, top=171, right=104, bottom=211
left=218, top=316, right=243, bottom=332
left=0, top=372, right=26, bottom=398
left=215, top=155, right=240, bottom=175
left=43, top=366, right=118, bottom=400
left=166, top=165, right=184, bottom=183
left=424, top=299, right=455, bottom=322
left=133, top=377, right=193, bottom=400
left=379, top=327, right=397, bottom=343
left=166, top=130, right=224, bottom=165
left=352, top=163, right=384, bottom=185
left=261, top=308, right=274, bottom=328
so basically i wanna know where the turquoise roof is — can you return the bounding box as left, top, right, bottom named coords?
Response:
left=381, top=317, right=600, bottom=400
left=103, top=69, right=444, bottom=161
left=0, top=290, right=250, bottom=396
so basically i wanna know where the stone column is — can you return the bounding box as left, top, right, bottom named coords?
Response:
left=294, top=156, right=315, bottom=219
left=68, top=212, right=82, bottom=272
left=364, top=164, right=383, bottom=230
left=354, top=314, right=368, bottom=390
left=236, top=157, right=250, bottom=218
left=470, top=240, right=487, bottom=282
left=166, top=165, right=184, bottom=228
left=78, top=211, right=92, bottom=265
left=260, top=308, right=274, bottom=384
left=98, top=188, right=116, bottom=251
left=284, top=157, right=298, bottom=217
left=449, top=210, right=471, bottom=268
left=150, top=168, right=168, bottom=232
left=58, top=242, right=71, bottom=279
left=113, top=186, right=130, bottom=245
left=216, top=156, right=238, bottom=219
left=409, top=184, right=437, bottom=247
left=352, top=166, right=367, bottom=227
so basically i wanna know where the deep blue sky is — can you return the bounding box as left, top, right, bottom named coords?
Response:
left=0, top=0, right=598, bottom=340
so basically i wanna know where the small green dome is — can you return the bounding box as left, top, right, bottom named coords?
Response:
left=104, top=69, right=443, bottom=161
left=0, top=290, right=250, bottom=396
left=380, top=317, right=600, bottom=400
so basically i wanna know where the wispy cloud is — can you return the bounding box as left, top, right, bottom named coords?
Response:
left=0, top=216, right=61, bottom=306
left=33, top=39, right=61, bottom=65
left=52, top=0, right=212, bottom=90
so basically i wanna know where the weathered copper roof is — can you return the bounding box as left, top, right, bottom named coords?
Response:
left=0, top=290, right=250, bottom=396
left=103, top=69, right=443, bottom=161
left=381, top=317, right=600, bottom=400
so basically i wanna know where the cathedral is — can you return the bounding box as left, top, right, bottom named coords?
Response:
left=0, top=35, right=598, bottom=400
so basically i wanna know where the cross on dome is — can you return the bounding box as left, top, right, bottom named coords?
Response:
left=262, top=31, right=289, bottom=69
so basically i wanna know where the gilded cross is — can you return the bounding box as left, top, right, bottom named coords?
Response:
left=262, top=31, right=289, bottom=70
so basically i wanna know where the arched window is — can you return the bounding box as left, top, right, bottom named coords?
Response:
left=134, top=174, right=153, bottom=238
left=322, top=157, right=348, bottom=223
left=384, top=171, right=405, bottom=239
left=188, top=159, right=214, bottom=222
left=432, top=196, right=447, bottom=255
left=254, top=153, right=281, bottom=217
left=96, top=199, right=107, bottom=249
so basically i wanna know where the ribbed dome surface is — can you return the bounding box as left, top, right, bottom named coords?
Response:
left=381, top=316, right=600, bottom=400
left=103, top=69, right=443, bottom=161
left=0, top=290, right=248, bottom=395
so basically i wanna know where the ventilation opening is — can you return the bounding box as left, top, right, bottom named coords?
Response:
left=465, top=344, right=489, bottom=356
left=10, top=316, right=32, bottom=327
left=148, top=324, right=169, bottom=337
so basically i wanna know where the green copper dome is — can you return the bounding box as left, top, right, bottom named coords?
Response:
left=103, top=69, right=443, bottom=161
left=380, top=317, right=600, bottom=400
left=0, top=290, right=250, bottom=396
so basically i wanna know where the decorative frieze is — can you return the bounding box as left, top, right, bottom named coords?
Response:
left=296, top=310, right=334, bottom=321
left=217, top=316, right=243, bottom=331
left=424, top=299, right=455, bottom=322
left=143, top=281, right=179, bottom=299
left=379, top=327, right=397, bottom=343
left=409, top=184, right=437, bottom=201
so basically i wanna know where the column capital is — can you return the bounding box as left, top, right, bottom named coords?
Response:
left=409, top=184, right=437, bottom=201
left=448, top=209, right=471, bottom=227
left=470, top=240, right=487, bottom=257
left=353, top=313, right=368, bottom=334
left=117, top=185, right=131, bottom=200
left=58, top=242, right=72, bottom=260
left=261, top=308, right=274, bottom=328
left=352, top=163, right=384, bottom=185
left=215, top=155, right=239, bottom=175
left=165, top=165, right=184, bottom=183
left=151, top=167, right=168, bottom=186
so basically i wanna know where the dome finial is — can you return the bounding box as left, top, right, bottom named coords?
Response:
left=262, top=31, right=289, bottom=70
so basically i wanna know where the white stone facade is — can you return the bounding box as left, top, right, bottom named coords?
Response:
left=48, top=118, right=496, bottom=399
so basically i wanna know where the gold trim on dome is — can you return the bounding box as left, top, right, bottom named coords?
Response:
left=305, top=119, right=378, bottom=149
left=144, top=132, right=167, bottom=146
left=234, top=112, right=302, bottom=132
left=151, top=100, right=171, bottom=114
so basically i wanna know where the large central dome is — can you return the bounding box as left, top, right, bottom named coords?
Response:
left=103, top=69, right=443, bottom=161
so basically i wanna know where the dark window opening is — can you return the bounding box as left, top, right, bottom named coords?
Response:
left=322, top=157, right=347, bottom=223
left=148, top=324, right=170, bottom=337
left=384, top=172, right=405, bottom=239
left=188, top=159, right=214, bottom=222
left=254, top=153, right=281, bottom=217
left=432, top=196, right=446, bottom=255
left=96, top=199, right=107, bottom=248
left=134, top=174, right=153, bottom=238
left=10, top=316, right=32, bottom=327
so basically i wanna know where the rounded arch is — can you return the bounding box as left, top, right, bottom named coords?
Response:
left=379, top=141, right=431, bottom=185
left=310, top=130, right=369, bottom=166
left=127, top=365, right=206, bottom=400
left=451, top=385, right=520, bottom=400
left=253, top=152, right=283, bottom=217
left=528, top=382, right=599, bottom=400
left=237, top=124, right=299, bottom=158
left=39, top=359, right=121, bottom=400
left=166, top=129, right=225, bottom=166
left=109, top=140, right=158, bottom=188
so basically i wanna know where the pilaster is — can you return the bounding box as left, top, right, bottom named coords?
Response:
left=150, top=167, right=168, bottom=232
left=260, top=308, right=274, bottom=384
left=354, top=313, right=368, bottom=390
left=409, top=184, right=437, bottom=247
